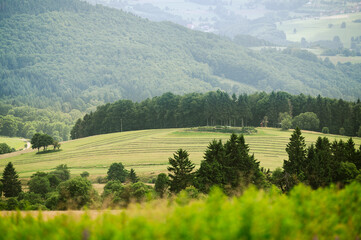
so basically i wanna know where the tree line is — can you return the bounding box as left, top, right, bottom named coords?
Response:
left=30, top=133, right=61, bottom=152
left=71, top=91, right=361, bottom=139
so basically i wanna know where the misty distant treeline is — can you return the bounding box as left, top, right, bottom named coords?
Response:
left=71, top=91, right=361, bottom=139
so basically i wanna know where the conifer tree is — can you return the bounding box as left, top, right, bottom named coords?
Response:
left=1, top=162, right=22, bottom=197
left=128, top=168, right=139, bottom=183
left=283, top=127, right=307, bottom=177
left=282, top=127, right=307, bottom=191
left=197, top=139, right=225, bottom=192
left=197, top=134, right=264, bottom=192
left=168, top=149, right=195, bottom=193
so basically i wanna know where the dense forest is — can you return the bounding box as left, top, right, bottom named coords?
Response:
left=0, top=0, right=361, bottom=115
left=71, top=91, right=361, bottom=139
left=1, top=0, right=361, bottom=140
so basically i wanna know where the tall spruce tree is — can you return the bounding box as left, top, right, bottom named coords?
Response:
left=283, top=127, right=307, bottom=177
left=196, top=139, right=226, bottom=192
left=1, top=162, right=22, bottom=197
left=168, top=149, right=195, bottom=193
left=282, top=127, right=307, bottom=191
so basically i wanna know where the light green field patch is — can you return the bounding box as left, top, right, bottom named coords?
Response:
left=319, top=55, right=361, bottom=64
left=0, top=128, right=359, bottom=179
left=277, top=12, right=361, bottom=48
left=0, top=136, right=27, bottom=151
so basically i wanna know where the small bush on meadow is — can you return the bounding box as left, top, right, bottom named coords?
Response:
left=322, top=126, right=329, bottom=134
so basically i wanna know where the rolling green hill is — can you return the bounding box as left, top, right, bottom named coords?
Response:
left=0, top=136, right=26, bottom=150
left=1, top=127, right=360, bottom=179
left=1, top=0, right=361, bottom=115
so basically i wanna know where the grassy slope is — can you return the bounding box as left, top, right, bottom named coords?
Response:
left=0, top=136, right=27, bottom=150
left=0, top=128, right=360, bottom=179
left=277, top=12, right=361, bottom=48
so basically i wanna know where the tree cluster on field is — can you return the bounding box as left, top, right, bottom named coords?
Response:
left=71, top=91, right=361, bottom=139
left=30, top=133, right=61, bottom=152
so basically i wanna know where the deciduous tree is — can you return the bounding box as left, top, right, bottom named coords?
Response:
left=155, top=173, right=169, bottom=197
left=107, top=162, right=128, bottom=182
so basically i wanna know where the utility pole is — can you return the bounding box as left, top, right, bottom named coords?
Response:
left=120, top=118, right=123, bottom=132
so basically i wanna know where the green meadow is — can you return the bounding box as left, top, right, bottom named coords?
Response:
left=0, top=137, right=27, bottom=151
left=277, top=12, right=361, bottom=48
left=0, top=128, right=360, bottom=179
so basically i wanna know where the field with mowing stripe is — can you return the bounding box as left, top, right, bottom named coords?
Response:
left=0, top=136, right=27, bottom=151
left=0, top=128, right=360, bottom=180
left=277, top=12, right=361, bottom=48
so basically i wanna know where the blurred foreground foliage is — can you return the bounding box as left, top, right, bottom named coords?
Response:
left=0, top=183, right=360, bottom=239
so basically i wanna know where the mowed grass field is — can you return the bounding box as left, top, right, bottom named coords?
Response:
left=0, top=128, right=360, bottom=179
left=0, top=136, right=27, bottom=151
left=277, top=12, right=361, bottom=48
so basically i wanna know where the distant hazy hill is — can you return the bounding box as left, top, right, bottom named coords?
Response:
left=0, top=0, right=361, bottom=113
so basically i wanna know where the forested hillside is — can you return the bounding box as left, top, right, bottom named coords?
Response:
left=1, top=0, right=361, bottom=113
left=71, top=91, right=361, bottom=139
left=1, top=0, right=361, bottom=140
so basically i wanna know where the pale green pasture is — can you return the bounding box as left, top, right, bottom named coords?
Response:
left=277, top=13, right=361, bottom=48
left=0, top=128, right=360, bottom=179
left=0, top=136, right=27, bottom=150
left=319, top=55, right=361, bottom=64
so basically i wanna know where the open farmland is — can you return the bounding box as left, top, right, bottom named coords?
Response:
left=0, top=128, right=360, bottom=179
left=277, top=12, right=361, bottom=48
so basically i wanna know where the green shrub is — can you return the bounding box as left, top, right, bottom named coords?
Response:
left=80, top=171, right=89, bottom=178
left=6, top=198, right=18, bottom=210
left=322, top=127, right=329, bottom=134
left=45, top=192, right=60, bottom=210
left=339, top=127, right=346, bottom=135
left=57, top=177, right=96, bottom=210
left=0, top=143, right=14, bottom=154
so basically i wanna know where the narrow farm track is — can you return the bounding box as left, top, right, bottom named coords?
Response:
left=0, top=128, right=360, bottom=179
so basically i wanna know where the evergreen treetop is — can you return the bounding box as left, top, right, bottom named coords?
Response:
left=168, top=149, right=195, bottom=193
